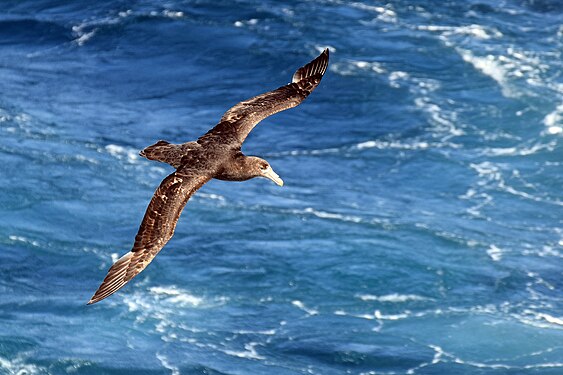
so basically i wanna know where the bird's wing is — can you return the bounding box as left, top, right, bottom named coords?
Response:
left=87, top=169, right=212, bottom=304
left=199, top=49, right=329, bottom=146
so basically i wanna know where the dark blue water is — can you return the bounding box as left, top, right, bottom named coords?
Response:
left=1, top=0, right=562, bottom=374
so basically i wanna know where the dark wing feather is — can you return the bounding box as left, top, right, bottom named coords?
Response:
left=199, top=49, right=329, bottom=145
left=88, top=170, right=211, bottom=304
left=140, top=140, right=201, bottom=169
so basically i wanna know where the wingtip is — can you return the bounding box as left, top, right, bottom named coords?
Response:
left=292, top=48, right=330, bottom=83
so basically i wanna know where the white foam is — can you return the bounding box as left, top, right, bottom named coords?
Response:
left=487, top=245, right=503, bottom=262
left=198, top=192, right=226, bottom=202
left=314, top=45, right=336, bottom=54
left=234, top=329, right=276, bottom=335
left=331, top=60, right=385, bottom=77
left=118, top=10, right=133, bottom=17
left=414, top=97, right=464, bottom=137
left=105, top=144, right=139, bottom=164
left=8, top=235, right=39, bottom=247
left=224, top=342, right=265, bottom=360
left=74, top=30, right=96, bottom=46
left=349, top=2, right=397, bottom=23
left=483, top=141, right=556, bottom=156
left=301, top=207, right=362, bottom=223
left=291, top=300, right=319, bottom=316
left=543, top=104, right=563, bottom=135
left=234, top=18, right=258, bottom=27
left=162, top=10, right=184, bottom=18
left=353, top=60, right=385, bottom=74
left=149, top=286, right=203, bottom=306
left=355, top=139, right=430, bottom=150
left=0, top=355, right=42, bottom=374
left=537, top=313, right=563, bottom=326
left=459, top=50, right=508, bottom=91
left=418, top=24, right=502, bottom=39
left=374, top=310, right=410, bottom=320
left=156, top=353, right=180, bottom=375
left=388, top=71, right=409, bottom=88
left=358, top=293, right=430, bottom=302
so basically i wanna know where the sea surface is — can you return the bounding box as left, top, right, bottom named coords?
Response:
left=0, top=0, right=562, bottom=374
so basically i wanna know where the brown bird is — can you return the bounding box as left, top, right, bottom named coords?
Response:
left=88, top=49, right=329, bottom=304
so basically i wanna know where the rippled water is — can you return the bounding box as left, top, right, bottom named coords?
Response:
left=0, top=0, right=562, bottom=374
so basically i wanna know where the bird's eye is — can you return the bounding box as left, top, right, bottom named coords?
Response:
left=260, top=164, right=268, bottom=170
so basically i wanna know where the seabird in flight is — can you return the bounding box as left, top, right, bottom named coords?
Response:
left=88, top=49, right=329, bottom=304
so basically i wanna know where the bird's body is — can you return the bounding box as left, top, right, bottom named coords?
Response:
left=88, top=49, right=329, bottom=304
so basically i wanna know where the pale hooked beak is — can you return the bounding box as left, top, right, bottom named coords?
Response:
left=262, top=166, right=284, bottom=187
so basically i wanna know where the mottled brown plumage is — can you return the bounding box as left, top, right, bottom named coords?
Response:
left=88, top=49, right=329, bottom=304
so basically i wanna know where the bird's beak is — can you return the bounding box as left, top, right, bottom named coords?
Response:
left=263, top=166, right=284, bottom=187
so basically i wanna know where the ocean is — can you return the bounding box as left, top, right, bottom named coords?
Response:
left=0, top=0, right=562, bottom=374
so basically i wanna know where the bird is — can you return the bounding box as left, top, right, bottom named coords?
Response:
left=87, top=49, right=329, bottom=304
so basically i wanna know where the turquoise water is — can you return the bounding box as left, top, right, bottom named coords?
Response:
left=0, top=0, right=562, bottom=374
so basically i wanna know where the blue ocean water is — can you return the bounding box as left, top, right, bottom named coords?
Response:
left=1, top=0, right=562, bottom=373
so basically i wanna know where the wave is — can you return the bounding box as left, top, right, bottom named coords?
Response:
left=104, top=144, right=140, bottom=164
left=8, top=235, right=40, bottom=247
left=358, top=293, right=430, bottom=302
left=223, top=342, right=265, bottom=360
left=544, top=103, right=563, bottom=135
left=291, top=300, right=319, bottom=316
left=331, top=59, right=385, bottom=76
left=71, top=7, right=186, bottom=46
left=417, top=24, right=503, bottom=39
left=148, top=286, right=203, bottom=307
left=0, top=354, right=45, bottom=375
left=486, top=244, right=503, bottom=262
left=481, top=141, right=557, bottom=156
left=467, top=161, right=563, bottom=209
left=348, top=2, right=398, bottom=23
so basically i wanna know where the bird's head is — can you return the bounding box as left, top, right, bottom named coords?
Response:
left=249, top=157, right=284, bottom=187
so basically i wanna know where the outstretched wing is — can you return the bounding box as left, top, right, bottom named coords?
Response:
left=199, top=49, right=329, bottom=146
left=87, top=170, right=211, bottom=304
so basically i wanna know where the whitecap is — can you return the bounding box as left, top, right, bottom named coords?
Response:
left=414, top=97, right=465, bottom=136
left=314, top=45, right=336, bottom=54
left=291, top=300, right=319, bottom=315
left=156, top=353, right=180, bottom=375
left=162, top=10, right=184, bottom=19
left=458, top=50, right=511, bottom=95
left=0, top=355, right=43, bottom=375
left=197, top=192, right=226, bottom=202
left=388, top=71, right=409, bottom=88
left=8, top=235, right=40, bottom=247
left=418, top=24, right=502, bottom=39
left=331, top=60, right=384, bottom=76
left=355, top=139, right=428, bottom=150
left=301, top=207, right=362, bottom=223
left=224, top=342, right=265, bottom=360
left=537, top=313, right=563, bottom=326
left=74, top=30, right=96, bottom=46
left=483, top=141, right=556, bottom=156
left=543, top=103, right=563, bottom=135
left=104, top=144, right=140, bottom=164
left=358, top=293, right=430, bottom=302
left=234, top=329, right=276, bottom=335
left=349, top=2, right=397, bottom=23
left=487, top=245, right=503, bottom=262
left=234, top=18, right=258, bottom=27
left=149, top=286, right=203, bottom=306
left=374, top=309, right=410, bottom=320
